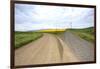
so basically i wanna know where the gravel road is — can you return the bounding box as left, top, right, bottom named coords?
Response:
left=15, top=32, right=94, bottom=66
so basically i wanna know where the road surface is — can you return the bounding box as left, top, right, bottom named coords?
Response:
left=58, top=32, right=94, bottom=62
left=15, top=32, right=94, bottom=66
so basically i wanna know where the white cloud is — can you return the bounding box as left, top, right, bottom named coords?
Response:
left=15, top=4, right=94, bottom=31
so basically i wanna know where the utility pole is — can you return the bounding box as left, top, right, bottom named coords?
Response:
left=71, top=8, right=73, bottom=29
left=56, top=24, right=57, bottom=32
left=71, top=22, right=72, bottom=28
left=55, top=23, right=57, bottom=32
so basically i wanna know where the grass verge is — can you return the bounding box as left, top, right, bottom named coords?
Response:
left=15, top=32, right=43, bottom=49
left=67, top=27, right=94, bottom=43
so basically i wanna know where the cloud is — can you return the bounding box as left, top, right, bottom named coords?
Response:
left=15, top=4, right=94, bottom=31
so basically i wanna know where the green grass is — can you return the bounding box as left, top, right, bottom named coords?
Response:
left=67, top=27, right=94, bottom=43
left=15, top=32, right=43, bottom=49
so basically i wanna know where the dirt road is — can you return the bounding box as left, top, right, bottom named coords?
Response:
left=15, top=32, right=94, bottom=66
left=58, top=32, right=94, bottom=62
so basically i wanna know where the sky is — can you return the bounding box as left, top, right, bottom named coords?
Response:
left=15, top=4, right=94, bottom=31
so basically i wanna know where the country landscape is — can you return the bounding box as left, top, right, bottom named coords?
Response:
left=15, top=4, right=95, bottom=66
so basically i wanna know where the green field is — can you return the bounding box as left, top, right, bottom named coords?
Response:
left=15, top=32, right=43, bottom=49
left=68, top=27, right=94, bottom=43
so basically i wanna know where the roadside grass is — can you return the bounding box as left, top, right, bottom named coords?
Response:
left=67, top=27, right=94, bottom=43
left=15, top=32, right=43, bottom=49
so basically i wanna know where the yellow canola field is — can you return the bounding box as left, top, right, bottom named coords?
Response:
left=38, top=29, right=66, bottom=32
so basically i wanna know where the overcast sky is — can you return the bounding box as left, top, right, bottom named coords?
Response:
left=15, top=4, right=94, bottom=31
